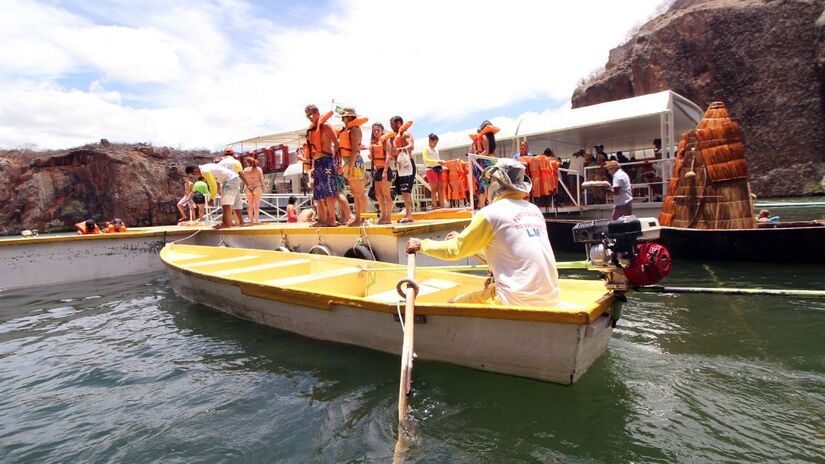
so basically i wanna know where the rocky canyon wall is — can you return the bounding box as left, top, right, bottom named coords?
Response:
left=572, top=0, right=825, bottom=197
left=0, top=143, right=213, bottom=235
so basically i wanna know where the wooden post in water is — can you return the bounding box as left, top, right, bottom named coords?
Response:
left=394, top=253, right=417, bottom=461
left=398, top=252, right=416, bottom=423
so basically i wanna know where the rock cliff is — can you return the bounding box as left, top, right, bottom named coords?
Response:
left=0, top=143, right=214, bottom=235
left=572, top=0, right=825, bottom=197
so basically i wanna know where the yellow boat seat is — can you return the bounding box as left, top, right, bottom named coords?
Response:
left=212, top=259, right=311, bottom=277
left=185, top=255, right=259, bottom=268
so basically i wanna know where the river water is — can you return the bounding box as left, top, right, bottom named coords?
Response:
left=2, top=251, right=824, bottom=463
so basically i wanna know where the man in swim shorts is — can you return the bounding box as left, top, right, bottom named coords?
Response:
left=305, top=104, right=341, bottom=226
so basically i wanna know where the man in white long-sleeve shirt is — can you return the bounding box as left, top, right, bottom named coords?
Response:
left=406, top=158, right=559, bottom=306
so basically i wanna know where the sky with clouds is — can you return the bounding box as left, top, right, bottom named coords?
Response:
left=1, top=0, right=669, bottom=150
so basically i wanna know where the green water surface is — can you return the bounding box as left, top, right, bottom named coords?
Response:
left=1, top=258, right=824, bottom=463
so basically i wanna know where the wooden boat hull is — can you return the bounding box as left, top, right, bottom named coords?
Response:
left=657, top=223, right=825, bottom=263
left=545, top=219, right=825, bottom=263
left=162, top=244, right=616, bottom=384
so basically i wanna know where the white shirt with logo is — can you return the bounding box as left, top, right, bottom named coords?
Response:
left=482, top=197, right=560, bottom=306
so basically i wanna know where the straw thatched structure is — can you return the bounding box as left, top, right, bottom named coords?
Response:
left=659, top=102, right=756, bottom=229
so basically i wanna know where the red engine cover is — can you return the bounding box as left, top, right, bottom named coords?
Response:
left=624, top=242, right=671, bottom=286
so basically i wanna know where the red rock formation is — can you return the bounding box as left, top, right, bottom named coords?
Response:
left=0, top=143, right=214, bottom=234
left=572, top=0, right=825, bottom=197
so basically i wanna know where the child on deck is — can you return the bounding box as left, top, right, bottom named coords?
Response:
left=177, top=176, right=195, bottom=223
left=191, top=176, right=209, bottom=222
left=287, top=196, right=299, bottom=223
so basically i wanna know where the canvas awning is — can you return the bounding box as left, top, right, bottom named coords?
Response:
left=419, top=90, right=703, bottom=160
left=227, top=128, right=307, bottom=152
left=283, top=161, right=304, bottom=177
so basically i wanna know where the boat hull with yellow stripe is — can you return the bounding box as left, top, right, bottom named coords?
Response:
left=161, top=244, right=617, bottom=384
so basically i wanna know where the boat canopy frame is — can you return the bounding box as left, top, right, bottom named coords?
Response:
left=421, top=90, right=703, bottom=162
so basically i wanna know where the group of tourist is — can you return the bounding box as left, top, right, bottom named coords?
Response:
left=184, top=147, right=266, bottom=229
left=300, top=104, right=418, bottom=226
left=74, top=218, right=127, bottom=234
left=178, top=104, right=662, bottom=230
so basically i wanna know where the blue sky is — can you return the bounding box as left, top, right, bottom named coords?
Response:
left=0, top=0, right=667, bottom=149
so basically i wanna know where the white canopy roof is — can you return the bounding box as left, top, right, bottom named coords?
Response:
left=420, top=90, right=703, bottom=160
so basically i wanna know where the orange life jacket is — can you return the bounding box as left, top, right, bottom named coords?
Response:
left=526, top=156, right=560, bottom=196
left=393, top=121, right=414, bottom=149
left=305, top=111, right=334, bottom=160
left=75, top=221, right=101, bottom=235
left=371, top=141, right=386, bottom=169
left=337, top=117, right=368, bottom=156
left=443, top=159, right=469, bottom=201
left=469, top=125, right=500, bottom=153
left=106, top=224, right=127, bottom=233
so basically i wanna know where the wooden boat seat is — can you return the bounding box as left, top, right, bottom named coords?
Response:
left=212, top=259, right=311, bottom=278
left=368, top=278, right=459, bottom=303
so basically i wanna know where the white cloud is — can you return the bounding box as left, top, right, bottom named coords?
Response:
left=0, top=0, right=666, bottom=149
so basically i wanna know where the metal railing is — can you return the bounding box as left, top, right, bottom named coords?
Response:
left=200, top=193, right=313, bottom=225
left=579, top=158, right=672, bottom=207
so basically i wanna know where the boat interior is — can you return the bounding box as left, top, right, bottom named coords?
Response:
left=162, top=244, right=613, bottom=323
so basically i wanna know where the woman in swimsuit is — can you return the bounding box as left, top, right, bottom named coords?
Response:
left=243, top=156, right=265, bottom=224
left=370, top=123, right=394, bottom=224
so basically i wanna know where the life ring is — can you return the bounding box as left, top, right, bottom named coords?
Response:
left=309, top=244, right=332, bottom=255
left=344, top=244, right=376, bottom=260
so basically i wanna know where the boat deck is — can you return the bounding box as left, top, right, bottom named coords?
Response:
left=0, top=216, right=473, bottom=247
left=162, top=244, right=614, bottom=325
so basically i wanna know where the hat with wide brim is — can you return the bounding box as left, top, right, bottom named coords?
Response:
left=482, top=158, right=532, bottom=195
left=338, top=106, right=359, bottom=118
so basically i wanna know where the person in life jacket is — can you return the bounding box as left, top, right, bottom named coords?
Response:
left=305, top=104, right=346, bottom=226
left=370, top=122, right=394, bottom=224
left=406, top=158, right=559, bottom=306
left=75, top=219, right=101, bottom=235
left=390, top=115, right=415, bottom=224
left=337, top=106, right=368, bottom=226
left=105, top=218, right=127, bottom=233
left=469, top=120, right=499, bottom=208
left=422, top=133, right=446, bottom=209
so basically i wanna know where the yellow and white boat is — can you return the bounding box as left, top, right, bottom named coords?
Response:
left=161, top=243, right=619, bottom=384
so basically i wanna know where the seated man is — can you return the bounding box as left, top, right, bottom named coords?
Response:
left=105, top=218, right=128, bottom=233
left=405, top=158, right=559, bottom=306
left=75, top=219, right=101, bottom=235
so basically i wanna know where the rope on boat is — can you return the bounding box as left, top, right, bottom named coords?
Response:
left=169, top=228, right=201, bottom=245
left=636, top=285, right=825, bottom=298
left=395, top=300, right=405, bottom=334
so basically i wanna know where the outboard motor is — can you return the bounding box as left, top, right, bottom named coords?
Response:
left=572, top=216, right=671, bottom=292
